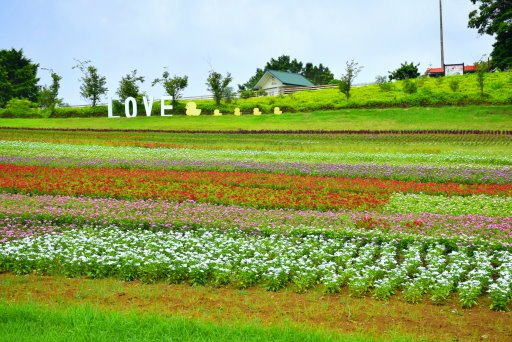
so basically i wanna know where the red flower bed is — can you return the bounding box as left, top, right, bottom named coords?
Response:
left=0, top=164, right=509, bottom=211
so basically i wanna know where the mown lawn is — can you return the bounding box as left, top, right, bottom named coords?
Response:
left=0, top=105, right=511, bottom=131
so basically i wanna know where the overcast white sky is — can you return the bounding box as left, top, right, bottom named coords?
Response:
left=1, top=0, right=494, bottom=105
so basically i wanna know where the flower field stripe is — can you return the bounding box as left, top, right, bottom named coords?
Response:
left=1, top=227, right=511, bottom=309
left=0, top=164, right=393, bottom=211
left=0, top=164, right=510, bottom=204
left=2, top=155, right=510, bottom=184
left=1, top=193, right=511, bottom=244
left=0, top=216, right=75, bottom=243
left=1, top=140, right=510, bottom=168
left=384, top=193, right=512, bottom=217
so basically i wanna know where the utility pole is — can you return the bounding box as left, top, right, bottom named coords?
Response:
left=439, top=0, right=445, bottom=68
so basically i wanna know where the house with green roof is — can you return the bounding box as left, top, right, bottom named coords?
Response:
left=254, top=70, right=314, bottom=96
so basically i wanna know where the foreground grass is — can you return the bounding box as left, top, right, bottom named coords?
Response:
left=0, top=106, right=511, bottom=131
left=1, top=274, right=511, bottom=341
left=0, top=302, right=356, bottom=342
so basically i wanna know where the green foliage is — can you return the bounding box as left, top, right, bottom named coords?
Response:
left=152, top=70, right=188, bottom=108
left=50, top=105, right=109, bottom=118
left=448, top=78, right=461, bottom=92
left=389, top=62, right=421, bottom=81
left=0, top=98, right=44, bottom=118
left=38, top=72, right=62, bottom=111
left=116, top=70, right=144, bottom=102
left=469, top=0, right=512, bottom=70
left=266, top=55, right=303, bottom=73
left=376, top=75, right=393, bottom=92
left=240, top=90, right=255, bottom=99
left=239, top=55, right=334, bottom=90
left=339, top=60, right=363, bottom=101
left=0, top=48, right=40, bottom=108
left=73, top=59, right=108, bottom=106
left=23, top=72, right=512, bottom=118
left=402, top=78, right=418, bottom=94
left=238, top=68, right=265, bottom=91
left=206, top=70, right=233, bottom=106
left=0, top=302, right=344, bottom=342
left=475, top=60, right=490, bottom=96
left=490, top=30, right=512, bottom=69
left=302, top=62, right=335, bottom=85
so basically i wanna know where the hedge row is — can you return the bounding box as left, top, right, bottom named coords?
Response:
left=1, top=127, right=511, bottom=135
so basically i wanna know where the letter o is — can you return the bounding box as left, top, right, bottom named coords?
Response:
left=125, top=97, right=137, bottom=118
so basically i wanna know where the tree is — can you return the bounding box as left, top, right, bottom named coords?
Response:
left=475, top=59, right=490, bottom=96
left=388, top=62, right=420, bottom=81
left=0, top=48, right=39, bottom=107
left=38, top=71, right=62, bottom=111
left=239, top=55, right=334, bottom=90
left=469, top=0, right=512, bottom=69
left=490, top=30, right=512, bottom=69
left=117, top=70, right=144, bottom=102
left=338, top=60, right=363, bottom=101
left=266, top=55, right=303, bottom=74
left=302, top=63, right=335, bottom=85
left=152, top=70, right=188, bottom=108
left=206, top=70, right=233, bottom=106
left=238, top=68, right=265, bottom=91
left=73, top=59, right=108, bottom=106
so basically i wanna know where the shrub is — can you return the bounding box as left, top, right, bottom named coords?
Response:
left=490, top=82, right=504, bottom=91
left=240, top=90, right=255, bottom=99
left=0, top=98, right=44, bottom=118
left=376, top=75, right=393, bottom=92
left=449, top=78, right=461, bottom=92
left=51, top=106, right=108, bottom=118
left=402, top=79, right=418, bottom=94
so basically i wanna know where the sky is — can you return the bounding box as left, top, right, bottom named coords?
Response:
left=0, top=0, right=495, bottom=105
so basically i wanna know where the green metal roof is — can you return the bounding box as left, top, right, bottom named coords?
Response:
left=266, top=70, right=314, bottom=87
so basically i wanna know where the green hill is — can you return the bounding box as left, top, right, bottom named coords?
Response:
left=0, top=72, right=510, bottom=124
left=42, top=71, right=512, bottom=118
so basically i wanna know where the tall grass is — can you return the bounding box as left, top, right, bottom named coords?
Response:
left=0, top=301, right=387, bottom=342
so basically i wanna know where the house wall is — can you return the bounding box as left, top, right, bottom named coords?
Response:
left=261, top=77, right=283, bottom=90
left=261, top=77, right=284, bottom=96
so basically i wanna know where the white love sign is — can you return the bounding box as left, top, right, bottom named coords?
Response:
left=108, top=96, right=173, bottom=118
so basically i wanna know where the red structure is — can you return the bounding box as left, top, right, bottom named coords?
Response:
left=426, top=64, right=476, bottom=77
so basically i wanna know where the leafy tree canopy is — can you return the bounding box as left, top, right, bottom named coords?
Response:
left=469, top=0, right=512, bottom=69
left=73, top=59, right=108, bottom=107
left=117, top=69, right=144, bottom=102
left=239, top=55, right=334, bottom=90
left=206, top=70, right=233, bottom=106
left=388, top=61, right=420, bottom=81
left=39, top=71, right=62, bottom=111
left=0, top=48, right=40, bottom=107
left=339, top=60, right=363, bottom=101
left=152, top=70, right=188, bottom=108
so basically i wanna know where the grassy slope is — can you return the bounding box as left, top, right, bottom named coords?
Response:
left=0, top=105, right=511, bottom=130
left=190, top=72, right=512, bottom=113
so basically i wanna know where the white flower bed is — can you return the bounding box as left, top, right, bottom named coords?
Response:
left=1, top=226, right=511, bottom=310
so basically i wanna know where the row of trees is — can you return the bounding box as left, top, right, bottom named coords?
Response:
left=0, top=48, right=236, bottom=109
